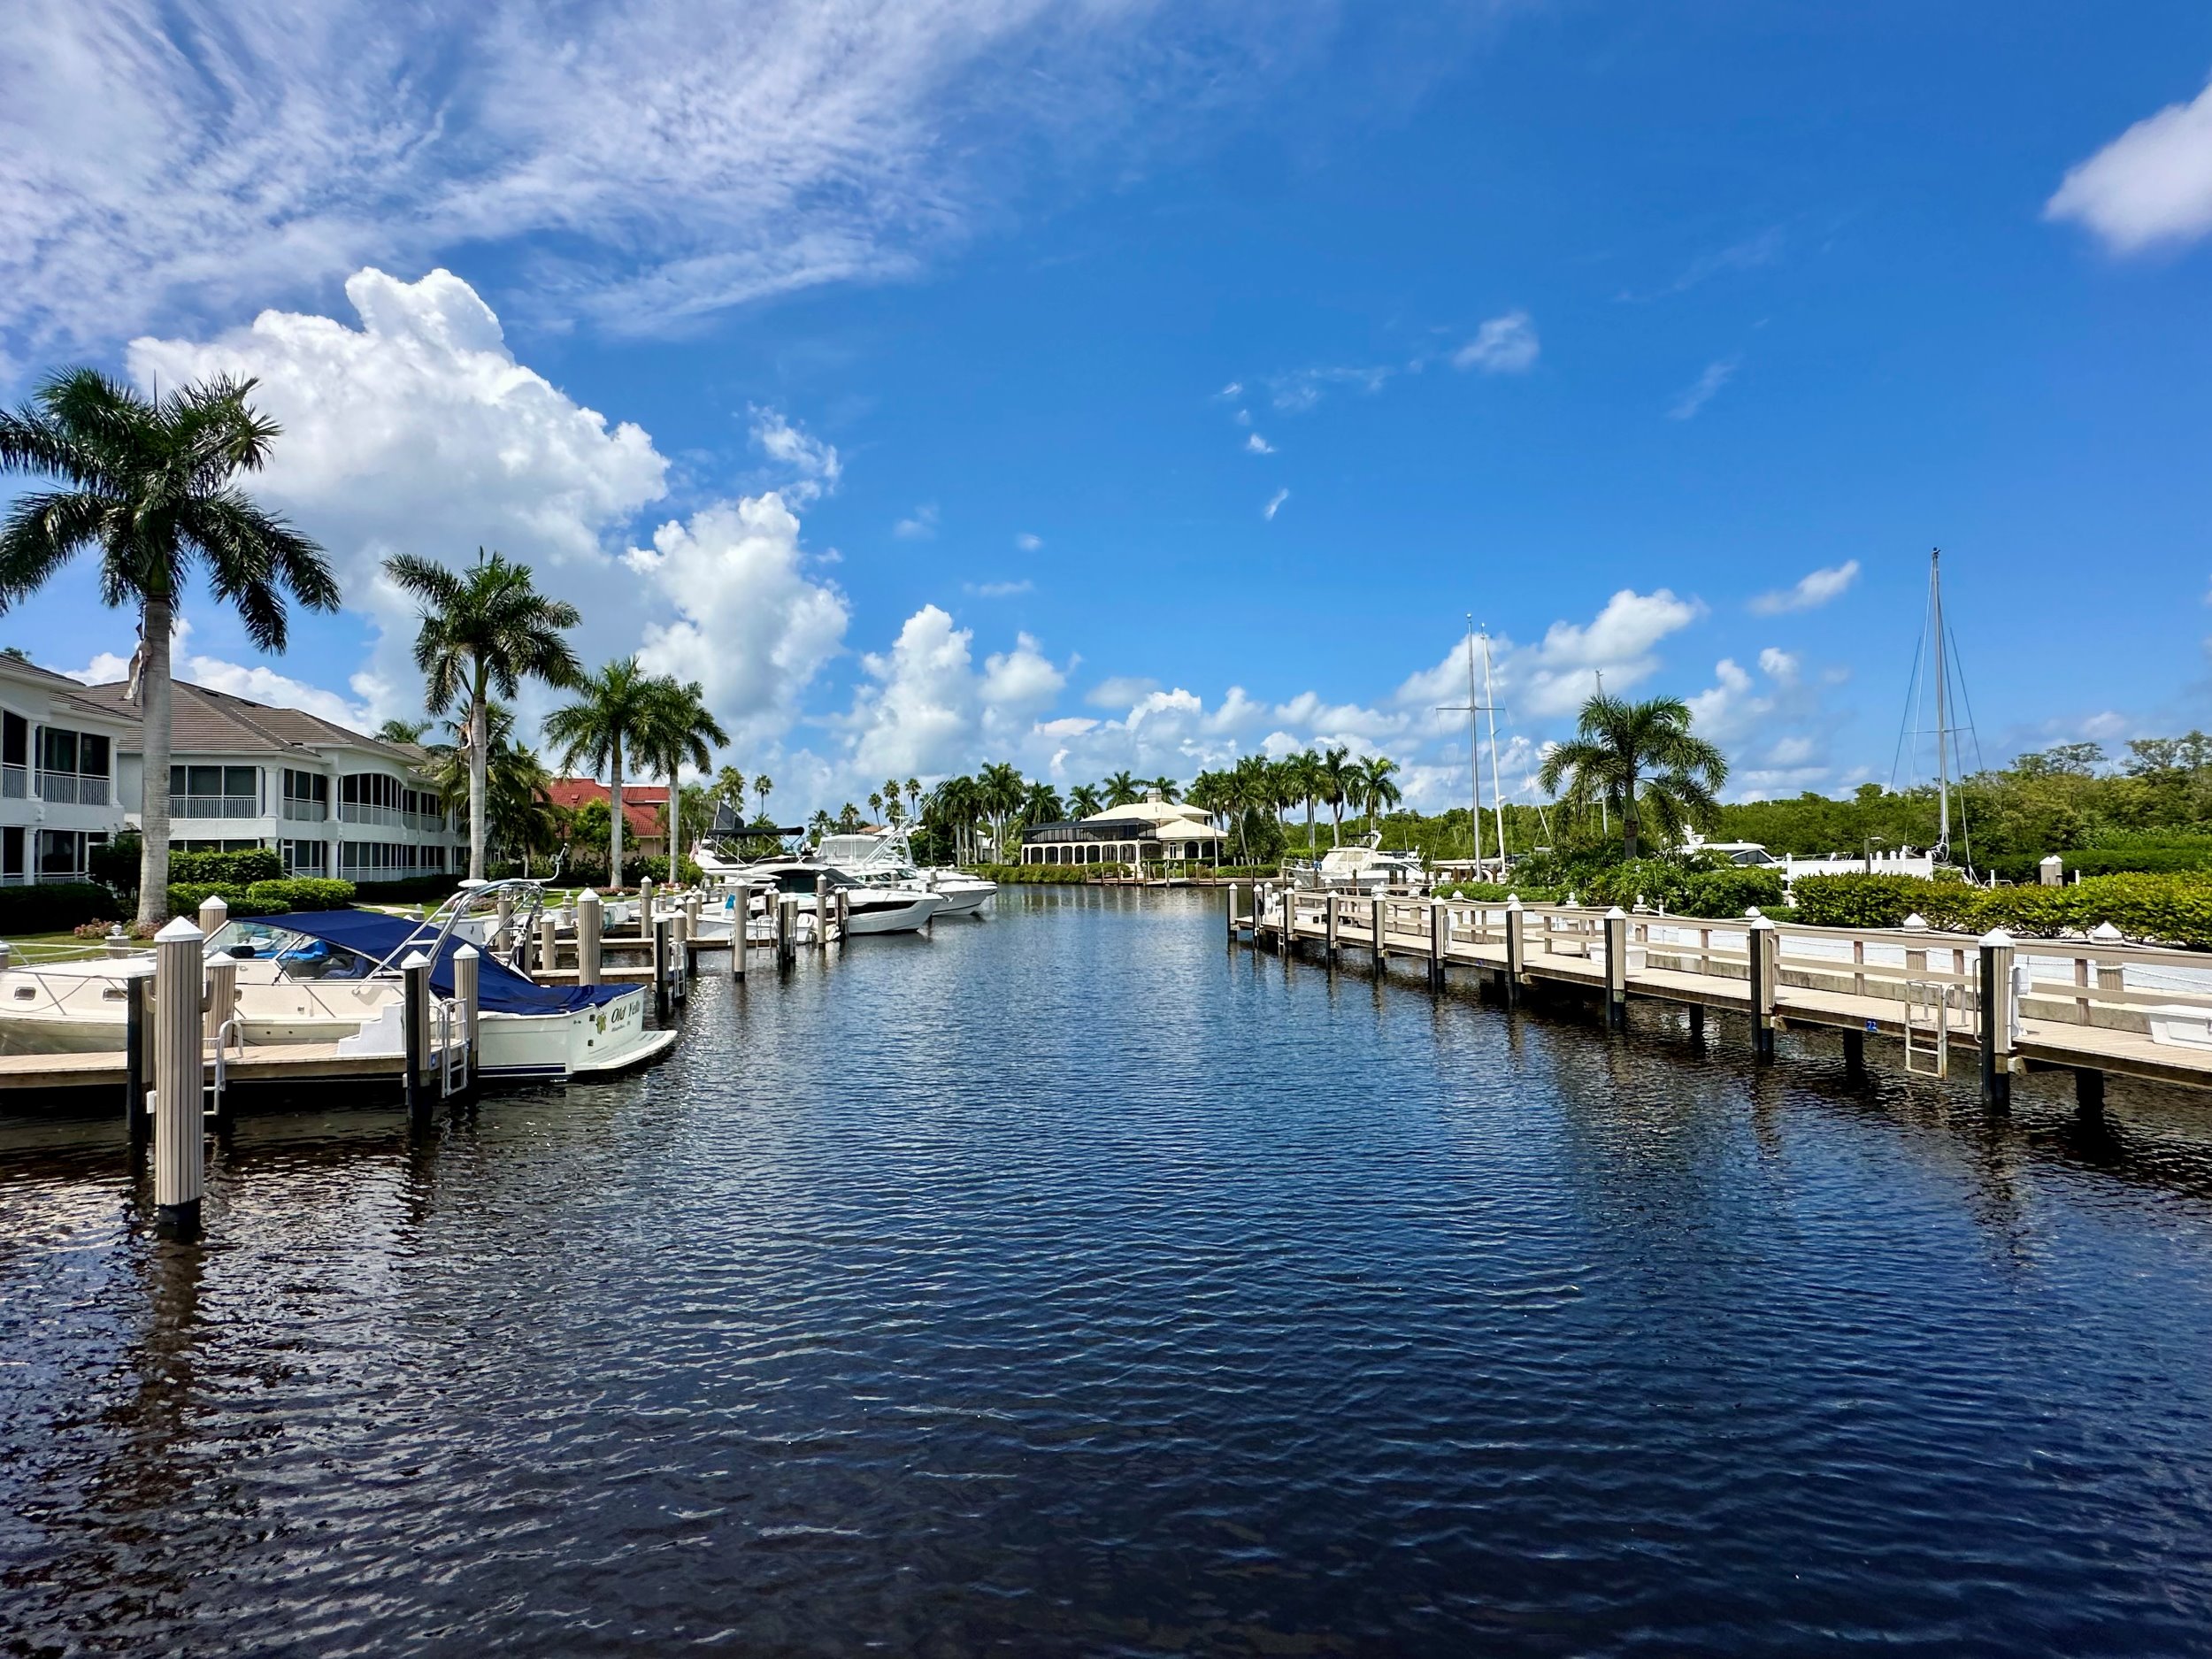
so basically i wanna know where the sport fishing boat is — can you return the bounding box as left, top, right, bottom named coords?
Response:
left=1287, top=830, right=1428, bottom=894
left=0, top=879, right=677, bottom=1080
left=813, top=829, right=997, bottom=915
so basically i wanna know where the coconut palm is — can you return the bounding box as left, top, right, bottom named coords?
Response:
left=1536, top=693, right=1729, bottom=859
left=1067, top=782, right=1103, bottom=818
left=867, top=790, right=884, bottom=823
left=1102, top=769, right=1141, bottom=808
left=383, top=547, right=583, bottom=882
left=1356, top=754, right=1402, bottom=832
left=978, top=762, right=1025, bottom=860
left=1285, top=749, right=1323, bottom=855
left=1317, top=745, right=1356, bottom=847
left=422, top=703, right=560, bottom=872
left=1148, top=774, right=1180, bottom=803
left=543, top=657, right=657, bottom=888
left=1018, top=779, right=1065, bottom=828
left=754, top=774, right=773, bottom=823
left=904, top=777, right=922, bottom=822
left=837, top=802, right=864, bottom=833
left=378, top=718, right=430, bottom=745
left=715, top=765, right=749, bottom=817
left=0, top=368, right=338, bottom=924
left=808, top=808, right=833, bottom=841
left=637, top=676, right=726, bottom=883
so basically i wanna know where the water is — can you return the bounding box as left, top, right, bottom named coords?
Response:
left=6, top=888, right=2212, bottom=1655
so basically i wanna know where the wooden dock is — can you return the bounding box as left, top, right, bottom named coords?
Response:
left=1233, top=885, right=2212, bottom=1108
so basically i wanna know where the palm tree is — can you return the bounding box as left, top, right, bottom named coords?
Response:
left=637, top=676, right=726, bottom=883
left=837, top=801, right=864, bottom=833
left=808, top=807, right=833, bottom=841
left=978, top=762, right=1025, bottom=861
left=1230, top=753, right=1272, bottom=862
left=754, top=773, right=774, bottom=824
left=1536, top=693, right=1729, bottom=859
left=378, top=718, right=430, bottom=745
left=0, top=369, right=339, bottom=926
left=543, top=657, right=657, bottom=888
left=716, top=765, right=749, bottom=817
left=1018, top=779, right=1065, bottom=827
left=1067, top=782, right=1103, bottom=818
left=1148, top=774, right=1180, bottom=803
left=867, top=790, right=885, bottom=823
left=1356, top=754, right=1402, bottom=833
left=904, top=777, right=922, bottom=822
left=1287, top=749, right=1323, bottom=855
left=383, top=547, right=583, bottom=882
left=1186, top=771, right=1227, bottom=833
left=1317, top=745, right=1355, bottom=847
left=422, top=703, right=560, bottom=871
left=1102, top=769, right=1141, bottom=808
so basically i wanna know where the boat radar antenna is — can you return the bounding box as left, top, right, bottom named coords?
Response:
left=1434, top=615, right=1493, bottom=870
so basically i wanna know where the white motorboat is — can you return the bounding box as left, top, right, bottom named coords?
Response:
left=1287, top=831, right=1427, bottom=893
left=0, top=879, right=676, bottom=1080
left=813, top=830, right=996, bottom=915
left=736, top=861, right=947, bottom=934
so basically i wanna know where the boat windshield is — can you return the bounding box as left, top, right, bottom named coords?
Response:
left=205, top=918, right=379, bottom=981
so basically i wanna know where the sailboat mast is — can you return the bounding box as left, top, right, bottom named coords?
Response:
left=1466, top=615, right=1486, bottom=870
left=1481, top=628, right=1506, bottom=864
left=1931, top=548, right=1951, bottom=856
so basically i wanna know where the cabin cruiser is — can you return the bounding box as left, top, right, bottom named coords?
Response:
left=1287, top=831, right=1428, bottom=893
left=813, top=830, right=996, bottom=916
left=0, top=879, right=677, bottom=1080
left=738, top=862, right=948, bottom=935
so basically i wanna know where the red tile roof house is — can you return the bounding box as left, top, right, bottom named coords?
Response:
left=547, top=779, right=669, bottom=861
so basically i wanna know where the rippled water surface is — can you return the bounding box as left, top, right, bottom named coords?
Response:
left=7, top=889, right=2212, bottom=1655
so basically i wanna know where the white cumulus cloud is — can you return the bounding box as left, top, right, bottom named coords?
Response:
left=2047, top=75, right=2212, bottom=253
left=1245, top=433, right=1276, bottom=454
left=1750, top=559, right=1859, bottom=614
left=1452, top=309, right=1539, bottom=373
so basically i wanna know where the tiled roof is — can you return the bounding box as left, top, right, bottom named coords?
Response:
left=547, top=778, right=666, bottom=839
left=65, top=680, right=424, bottom=764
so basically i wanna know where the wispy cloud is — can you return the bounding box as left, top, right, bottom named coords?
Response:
left=894, top=503, right=940, bottom=540
left=1750, top=559, right=1860, bottom=614
left=1015, top=531, right=1042, bottom=551
left=2047, top=74, right=2212, bottom=253
left=964, top=578, right=1033, bottom=597
left=1451, top=310, right=1539, bottom=373
left=1669, top=357, right=1738, bottom=420
left=749, top=405, right=840, bottom=502
left=1267, top=365, right=1394, bottom=412
left=1619, top=227, right=1785, bottom=302
left=1245, top=432, right=1276, bottom=455
left=1263, top=487, right=1289, bottom=520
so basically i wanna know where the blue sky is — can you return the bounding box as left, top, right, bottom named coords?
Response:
left=3, top=1, right=2209, bottom=815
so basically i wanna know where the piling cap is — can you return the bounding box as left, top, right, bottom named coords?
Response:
left=1506, top=893, right=1522, bottom=909
left=155, top=916, right=204, bottom=942
left=1980, top=926, right=2016, bottom=947
left=577, top=887, right=601, bottom=903
left=2087, top=920, right=2124, bottom=943
left=400, top=949, right=432, bottom=970
left=1606, top=905, right=1629, bottom=920
left=1747, top=910, right=1775, bottom=929
left=453, top=943, right=479, bottom=960
left=1901, top=912, right=1929, bottom=932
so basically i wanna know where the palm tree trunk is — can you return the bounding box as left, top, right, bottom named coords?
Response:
left=1331, top=804, right=1341, bottom=848
left=609, top=737, right=625, bottom=889
left=1305, top=799, right=1316, bottom=856
left=135, top=598, right=173, bottom=928
left=468, top=672, right=488, bottom=883
left=667, top=764, right=681, bottom=884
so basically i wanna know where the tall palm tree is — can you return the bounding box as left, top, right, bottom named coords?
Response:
left=1356, top=754, right=1402, bottom=832
left=1148, top=774, right=1180, bottom=803
left=905, top=777, right=922, bottom=822
left=0, top=369, right=338, bottom=924
left=1067, top=782, right=1103, bottom=818
left=978, top=762, right=1025, bottom=860
left=543, top=657, right=657, bottom=888
left=383, top=547, right=583, bottom=882
left=1018, top=779, right=1065, bottom=828
left=637, top=676, right=726, bottom=882
left=808, top=807, right=833, bottom=841
left=867, top=790, right=885, bottom=822
left=1102, top=769, right=1141, bottom=809
left=1230, top=753, right=1272, bottom=862
left=1287, top=749, right=1323, bottom=854
left=837, top=801, right=864, bottom=833
left=1536, top=693, right=1729, bottom=859
left=378, top=718, right=430, bottom=745
left=1317, top=745, right=1356, bottom=847
left=715, top=765, right=749, bottom=817
left=421, top=703, right=560, bottom=871
left=754, top=773, right=774, bottom=824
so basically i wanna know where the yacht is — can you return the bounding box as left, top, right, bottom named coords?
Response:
left=1287, top=831, right=1428, bottom=893
left=741, top=861, right=948, bottom=935
left=813, top=829, right=997, bottom=915
left=0, top=879, right=677, bottom=1080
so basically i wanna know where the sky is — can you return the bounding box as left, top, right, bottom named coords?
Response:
left=2, top=0, right=2209, bottom=818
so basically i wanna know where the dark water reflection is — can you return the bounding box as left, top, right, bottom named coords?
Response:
left=5, top=888, right=2212, bottom=1655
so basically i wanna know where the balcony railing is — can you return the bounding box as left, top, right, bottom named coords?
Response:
left=281, top=797, right=328, bottom=822
left=2, top=764, right=24, bottom=800
left=41, top=772, right=111, bottom=806
left=171, top=794, right=260, bottom=819
left=339, top=802, right=407, bottom=827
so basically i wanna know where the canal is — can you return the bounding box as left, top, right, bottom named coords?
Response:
left=5, top=888, right=2212, bottom=1655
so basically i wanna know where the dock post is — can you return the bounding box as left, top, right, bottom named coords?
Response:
left=151, top=918, right=204, bottom=1240
left=733, top=887, right=753, bottom=979
left=1747, top=912, right=1777, bottom=1062
left=1325, top=895, right=1340, bottom=965
left=202, top=957, right=237, bottom=1127
left=1842, top=1027, right=1865, bottom=1078
left=197, top=892, right=228, bottom=941
left=652, top=913, right=671, bottom=1022
left=452, top=945, right=480, bottom=1093
left=537, top=912, right=557, bottom=979
left=672, top=909, right=689, bottom=1002
left=1373, top=896, right=1388, bottom=964
left=684, top=894, right=701, bottom=978
left=1979, top=928, right=2016, bottom=1109
left=2075, top=1067, right=2106, bottom=1119
left=576, top=889, right=603, bottom=987
left=1687, top=1003, right=1704, bottom=1044
left=1604, top=907, right=1629, bottom=1032
left=402, top=950, right=432, bottom=1125
left=814, top=873, right=832, bottom=950
left=1227, top=882, right=1240, bottom=949
left=1503, top=896, right=1525, bottom=1009
left=777, top=895, right=798, bottom=967
left=638, top=876, right=655, bottom=940
left=1428, top=900, right=1445, bottom=991
left=495, top=891, right=513, bottom=961
left=124, top=970, right=151, bottom=1155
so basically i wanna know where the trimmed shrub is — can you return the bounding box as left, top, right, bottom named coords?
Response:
left=0, top=882, right=119, bottom=933
left=168, top=847, right=284, bottom=885
left=247, top=878, right=355, bottom=911
left=1791, top=869, right=2212, bottom=949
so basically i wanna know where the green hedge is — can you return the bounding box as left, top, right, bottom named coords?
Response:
left=0, top=882, right=118, bottom=933
left=1793, top=870, right=2212, bottom=949
left=169, top=878, right=357, bottom=919
left=169, top=847, right=284, bottom=884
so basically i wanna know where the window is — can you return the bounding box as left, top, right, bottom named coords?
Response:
left=339, top=841, right=427, bottom=880
left=37, top=829, right=91, bottom=879
left=2, top=711, right=24, bottom=799
left=170, top=764, right=259, bottom=818
left=2, top=826, right=21, bottom=883
left=283, top=839, right=330, bottom=876
left=283, top=768, right=330, bottom=821
left=36, top=726, right=111, bottom=805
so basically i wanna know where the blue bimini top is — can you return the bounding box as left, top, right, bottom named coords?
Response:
left=257, top=909, right=634, bottom=1015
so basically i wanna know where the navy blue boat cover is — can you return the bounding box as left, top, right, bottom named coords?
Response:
left=260, top=910, right=633, bottom=1014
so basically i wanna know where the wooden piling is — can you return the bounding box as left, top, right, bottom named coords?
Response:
left=495, top=891, right=513, bottom=961
left=1747, top=913, right=1777, bottom=1062
left=1372, top=895, right=1388, bottom=964
left=777, top=895, right=799, bottom=967
left=1979, top=928, right=2016, bottom=1109
left=202, top=957, right=237, bottom=1126
left=638, top=876, right=656, bottom=940
left=1503, top=896, right=1525, bottom=1009
left=197, top=893, right=228, bottom=941
left=537, top=912, right=557, bottom=979
left=815, top=873, right=832, bottom=950
left=652, top=914, right=671, bottom=1021
left=1842, top=1027, right=1865, bottom=1078
left=2076, top=1066, right=2106, bottom=1118
left=672, top=909, right=689, bottom=1002
left=453, top=945, right=480, bottom=1090
left=1325, top=894, right=1340, bottom=965
left=152, top=918, right=204, bottom=1240
left=1427, top=900, right=1445, bottom=991
left=402, top=950, right=432, bottom=1125
left=124, top=970, right=151, bottom=1154
left=1604, top=907, right=1629, bottom=1032
left=576, top=888, right=603, bottom=987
